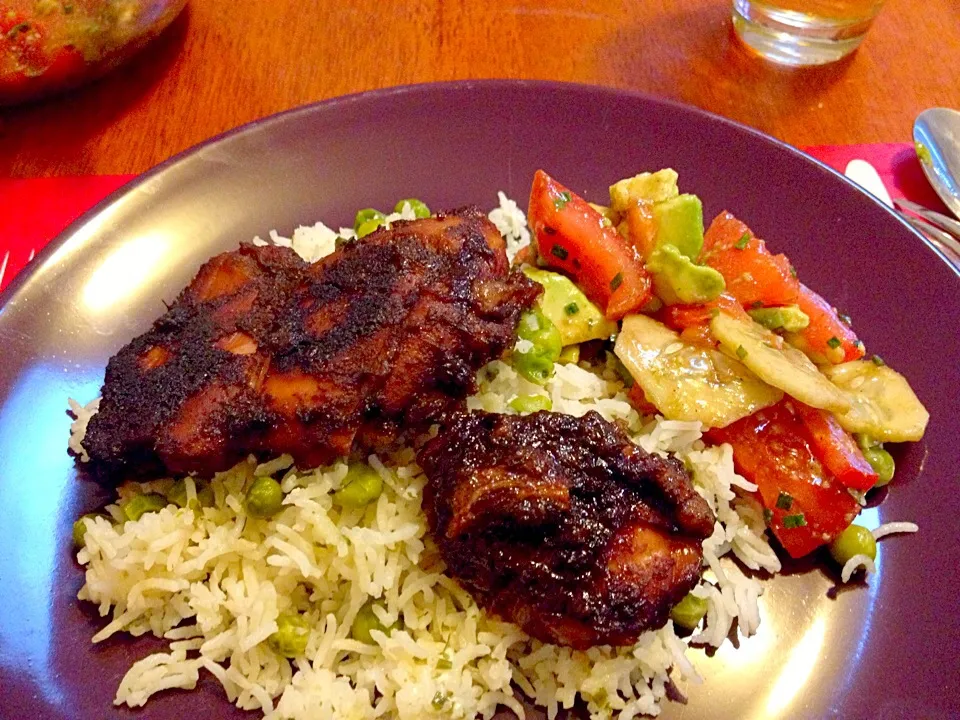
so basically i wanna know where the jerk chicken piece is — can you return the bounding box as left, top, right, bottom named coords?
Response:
left=82, top=207, right=540, bottom=481
left=419, top=410, right=715, bottom=649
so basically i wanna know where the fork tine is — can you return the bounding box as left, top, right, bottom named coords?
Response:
left=894, top=198, right=960, bottom=240
left=898, top=212, right=960, bottom=268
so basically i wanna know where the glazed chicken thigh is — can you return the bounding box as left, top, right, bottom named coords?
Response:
left=419, top=410, right=715, bottom=649
left=82, top=208, right=540, bottom=481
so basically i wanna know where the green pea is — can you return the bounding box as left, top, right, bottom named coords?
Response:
left=333, top=465, right=383, bottom=509
left=863, top=447, right=895, bottom=487
left=829, top=524, right=877, bottom=566
left=394, top=198, right=431, bottom=218
left=350, top=601, right=396, bottom=644
left=269, top=612, right=311, bottom=658
left=856, top=434, right=895, bottom=487
left=353, top=208, right=385, bottom=232
left=356, top=218, right=385, bottom=238
left=122, top=493, right=167, bottom=522
left=72, top=513, right=105, bottom=548
left=669, top=592, right=708, bottom=630
left=246, top=476, right=285, bottom=518
left=167, top=479, right=214, bottom=510
left=514, top=309, right=562, bottom=384
left=508, top=394, right=552, bottom=414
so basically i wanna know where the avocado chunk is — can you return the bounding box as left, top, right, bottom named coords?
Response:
left=523, top=267, right=618, bottom=345
left=650, top=193, right=704, bottom=260
left=609, top=169, right=679, bottom=213
left=748, top=305, right=810, bottom=332
left=645, top=244, right=725, bottom=305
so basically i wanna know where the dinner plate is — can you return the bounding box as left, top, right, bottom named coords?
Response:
left=1, top=80, right=958, bottom=720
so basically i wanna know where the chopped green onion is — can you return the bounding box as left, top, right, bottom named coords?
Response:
left=734, top=232, right=751, bottom=249
left=826, top=336, right=841, bottom=349
left=735, top=345, right=747, bottom=360
left=564, top=302, right=579, bottom=316
left=553, top=191, right=572, bottom=211
left=609, top=272, right=623, bottom=291
left=838, top=311, right=852, bottom=326
left=550, top=244, right=568, bottom=260
left=789, top=265, right=798, bottom=278
left=763, top=508, right=773, bottom=524
left=775, top=492, right=793, bottom=510
left=782, top=513, right=807, bottom=529
left=871, top=355, right=886, bottom=366
left=432, top=691, right=452, bottom=710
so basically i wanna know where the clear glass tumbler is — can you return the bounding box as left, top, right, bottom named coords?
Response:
left=732, top=0, right=885, bottom=66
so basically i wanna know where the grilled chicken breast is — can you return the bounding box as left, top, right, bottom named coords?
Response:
left=83, top=208, right=540, bottom=481
left=419, top=410, right=715, bottom=649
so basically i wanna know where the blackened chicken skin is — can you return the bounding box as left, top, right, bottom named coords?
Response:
left=83, top=208, right=541, bottom=481
left=419, top=410, right=715, bottom=650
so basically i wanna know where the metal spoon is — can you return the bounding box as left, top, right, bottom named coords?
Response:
left=913, top=108, right=960, bottom=219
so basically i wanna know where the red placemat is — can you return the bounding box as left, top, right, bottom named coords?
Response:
left=0, top=143, right=947, bottom=294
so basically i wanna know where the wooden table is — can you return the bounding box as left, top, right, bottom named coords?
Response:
left=2, top=0, right=958, bottom=177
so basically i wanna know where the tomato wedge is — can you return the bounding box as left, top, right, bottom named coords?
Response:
left=706, top=401, right=860, bottom=558
left=794, top=402, right=878, bottom=491
left=793, top=283, right=866, bottom=363
left=659, top=292, right=750, bottom=331
left=700, top=212, right=799, bottom=307
left=528, top=170, right=652, bottom=320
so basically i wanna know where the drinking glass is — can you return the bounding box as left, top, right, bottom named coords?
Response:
left=732, top=0, right=885, bottom=66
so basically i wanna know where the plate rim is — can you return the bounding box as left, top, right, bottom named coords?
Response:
left=3, top=79, right=956, bottom=310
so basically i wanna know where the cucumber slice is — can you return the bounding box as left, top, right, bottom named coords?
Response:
left=821, top=361, right=929, bottom=442
left=710, top=312, right=850, bottom=413
left=615, top=314, right=782, bottom=428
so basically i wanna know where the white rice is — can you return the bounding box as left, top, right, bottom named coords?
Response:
left=67, top=194, right=853, bottom=718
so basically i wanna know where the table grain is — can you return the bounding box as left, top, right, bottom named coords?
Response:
left=1, top=0, right=958, bottom=177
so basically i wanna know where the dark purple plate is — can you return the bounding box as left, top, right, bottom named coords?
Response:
left=1, top=81, right=957, bottom=720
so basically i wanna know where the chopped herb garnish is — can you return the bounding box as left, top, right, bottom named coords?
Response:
left=750, top=300, right=764, bottom=309
left=871, top=354, right=886, bottom=366
left=432, top=691, right=451, bottom=710
left=553, top=191, right=572, bottom=211
left=550, top=244, right=569, bottom=260
left=789, top=265, right=798, bottom=278
left=838, top=311, right=852, bottom=326
left=734, top=232, right=751, bottom=249
left=564, top=302, right=580, bottom=316
left=763, top=508, right=773, bottom=524
left=854, top=339, right=865, bottom=351
left=6, top=21, right=30, bottom=38
left=775, top=492, right=793, bottom=510
left=436, top=657, right=452, bottom=669
left=826, top=336, right=841, bottom=349
left=735, top=345, right=747, bottom=360
left=610, top=272, right=623, bottom=291
left=782, top=513, right=807, bottom=529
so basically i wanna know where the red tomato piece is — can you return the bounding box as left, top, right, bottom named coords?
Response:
left=706, top=401, right=860, bottom=558
left=794, top=402, right=878, bottom=491
left=793, top=283, right=866, bottom=363
left=528, top=170, right=652, bottom=320
left=626, top=384, right=659, bottom=415
left=658, top=292, right=750, bottom=331
left=701, top=211, right=800, bottom=308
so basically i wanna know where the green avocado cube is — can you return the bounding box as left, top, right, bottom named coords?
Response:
left=522, top=267, right=618, bottom=346
left=650, top=193, right=704, bottom=261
